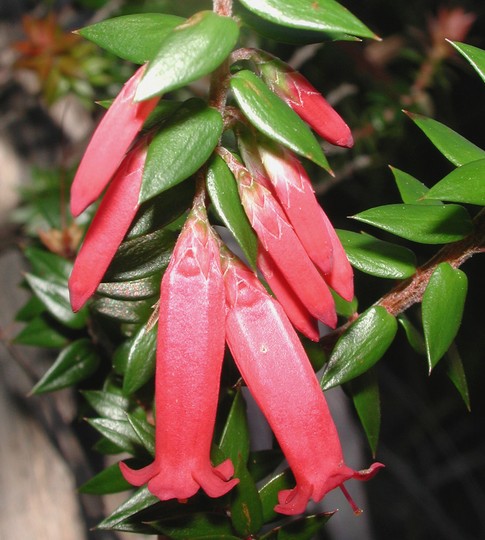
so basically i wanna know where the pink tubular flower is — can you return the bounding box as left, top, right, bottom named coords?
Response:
left=219, top=149, right=336, bottom=328
left=222, top=250, right=383, bottom=516
left=258, top=248, right=319, bottom=342
left=70, top=64, right=159, bottom=217
left=68, top=139, right=149, bottom=312
left=253, top=50, right=353, bottom=148
left=120, top=203, right=238, bottom=501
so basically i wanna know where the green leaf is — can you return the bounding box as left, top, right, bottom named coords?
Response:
left=219, top=389, right=251, bottom=464
left=91, top=296, right=156, bottom=324
left=238, top=3, right=357, bottom=44
left=331, top=289, right=358, bottom=318
left=247, top=449, right=283, bottom=481
left=79, top=462, right=132, bottom=495
left=321, top=306, right=397, bottom=390
left=15, top=295, right=45, bottom=322
left=31, top=339, right=100, bottom=394
left=207, top=155, right=258, bottom=268
left=123, top=323, right=157, bottom=394
left=238, top=0, right=375, bottom=39
left=81, top=390, right=130, bottom=420
left=97, top=486, right=159, bottom=530
left=135, top=11, right=239, bottom=100
left=126, top=413, right=155, bottom=456
left=140, top=100, right=223, bottom=204
left=390, top=166, right=441, bottom=205
left=25, top=273, right=88, bottom=329
left=97, top=274, right=161, bottom=300
left=259, top=470, right=294, bottom=522
left=422, top=263, right=468, bottom=372
left=230, top=70, right=329, bottom=170
left=277, top=513, right=334, bottom=540
left=449, top=41, right=485, bottom=84
left=337, top=229, right=416, bottom=279
left=349, top=369, right=380, bottom=457
left=104, top=228, right=177, bottom=282
left=397, top=314, right=426, bottom=356
left=87, top=418, right=143, bottom=455
left=352, top=204, right=473, bottom=244
left=150, top=512, right=239, bottom=539
left=405, top=112, right=485, bottom=167
left=24, top=246, right=72, bottom=282
left=444, top=343, right=470, bottom=410
left=78, top=13, right=184, bottom=64
left=14, top=315, right=69, bottom=348
left=425, top=159, right=485, bottom=205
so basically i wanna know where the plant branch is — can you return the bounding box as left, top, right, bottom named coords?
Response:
left=322, top=208, right=485, bottom=349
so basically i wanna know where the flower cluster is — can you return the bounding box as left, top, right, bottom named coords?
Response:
left=68, top=54, right=382, bottom=517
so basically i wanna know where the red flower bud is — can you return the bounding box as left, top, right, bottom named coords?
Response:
left=68, top=139, right=148, bottom=312
left=220, top=149, right=336, bottom=328
left=222, top=251, right=383, bottom=516
left=120, top=204, right=238, bottom=501
left=254, top=51, right=353, bottom=148
left=70, top=64, right=159, bottom=217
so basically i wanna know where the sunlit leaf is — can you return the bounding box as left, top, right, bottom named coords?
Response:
left=237, top=0, right=375, bottom=39
left=140, top=99, right=222, bottom=204
left=425, top=158, right=485, bottom=205
left=449, top=40, right=485, bottom=83
left=422, top=263, right=467, bottom=371
left=352, top=204, right=472, bottom=244
left=230, top=70, right=329, bottom=170
left=337, top=229, right=416, bottom=279
left=135, top=11, right=239, bottom=100
left=405, top=112, right=485, bottom=167
left=207, top=155, right=258, bottom=268
left=321, top=306, right=397, bottom=390
left=78, top=13, right=184, bottom=64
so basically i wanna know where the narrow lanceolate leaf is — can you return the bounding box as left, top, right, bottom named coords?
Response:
left=31, top=339, right=100, bottom=394
left=425, top=159, right=485, bottom=205
left=276, top=513, right=334, bottom=540
left=422, top=263, right=468, bottom=372
left=140, top=100, right=223, bottom=203
left=349, top=369, right=380, bottom=457
left=445, top=343, right=470, bottom=410
left=258, top=471, right=295, bottom=522
left=123, top=323, right=157, bottom=395
left=14, top=316, right=69, bottom=348
left=97, top=487, right=159, bottom=530
left=337, top=229, right=416, bottom=279
left=390, top=167, right=441, bottom=205
left=352, top=204, right=473, bottom=244
left=238, top=0, right=375, bottom=39
left=397, top=314, right=426, bottom=356
left=24, top=246, right=72, bottom=282
left=449, top=41, right=485, bottom=83
left=321, top=306, right=397, bottom=390
left=82, top=390, right=130, bottom=420
left=79, top=462, right=132, bottom=495
left=405, top=112, right=485, bottom=167
left=207, top=155, right=258, bottom=268
left=78, top=14, right=183, bottom=64
left=150, top=513, right=239, bottom=539
left=25, top=273, right=88, bottom=329
left=135, top=11, right=239, bottom=100
left=230, top=70, right=329, bottom=170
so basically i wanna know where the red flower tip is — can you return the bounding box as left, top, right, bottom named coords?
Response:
left=255, top=51, right=354, bottom=148
left=120, top=205, right=238, bottom=501
left=68, top=140, right=148, bottom=312
left=70, top=64, right=159, bottom=217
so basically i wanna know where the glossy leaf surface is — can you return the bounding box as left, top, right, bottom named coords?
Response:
left=352, top=204, right=473, bottom=244
left=32, top=339, right=100, bottom=394
left=135, top=11, right=239, bottom=100
left=207, top=155, right=258, bottom=268
left=337, top=229, right=416, bottom=279
left=405, top=112, right=485, bottom=167
left=140, top=100, right=222, bottom=203
left=390, top=167, right=441, bottom=205
left=123, top=323, right=157, bottom=394
left=238, top=0, right=375, bottom=39
left=422, top=263, right=468, bottom=371
left=321, top=306, right=397, bottom=390
left=230, top=70, right=329, bottom=170
left=350, top=369, right=380, bottom=456
left=425, top=158, right=485, bottom=205
left=78, top=13, right=184, bottom=64
left=450, top=41, right=485, bottom=83
left=14, top=315, right=69, bottom=348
